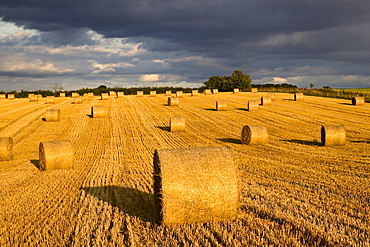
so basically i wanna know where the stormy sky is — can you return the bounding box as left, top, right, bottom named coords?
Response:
left=0, top=0, right=369, bottom=91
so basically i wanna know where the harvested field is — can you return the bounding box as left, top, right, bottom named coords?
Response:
left=0, top=92, right=369, bottom=246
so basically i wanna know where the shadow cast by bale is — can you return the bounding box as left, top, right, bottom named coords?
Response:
left=204, top=108, right=217, bottom=111
left=217, top=138, right=242, bottom=144
left=81, top=185, right=155, bottom=223
left=156, top=126, right=170, bottom=132
left=339, top=103, right=354, bottom=106
left=30, top=159, right=40, bottom=169
left=351, top=140, right=370, bottom=144
left=41, top=118, right=46, bottom=121
left=237, top=108, right=248, bottom=111
left=282, top=139, right=322, bottom=146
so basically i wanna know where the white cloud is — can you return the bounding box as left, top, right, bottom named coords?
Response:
left=140, top=74, right=160, bottom=82
left=272, top=77, right=287, bottom=83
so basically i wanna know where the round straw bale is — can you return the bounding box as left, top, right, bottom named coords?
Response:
left=46, top=96, right=55, bottom=104
left=168, top=97, right=179, bottom=106
left=7, top=94, right=15, bottom=100
left=101, top=93, right=109, bottom=100
left=248, top=100, right=259, bottom=111
left=153, top=146, right=239, bottom=225
left=233, top=88, right=240, bottom=94
left=28, top=93, right=34, bottom=98
left=212, top=89, right=219, bottom=94
left=59, top=92, right=65, bottom=97
left=241, top=125, right=268, bottom=145
left=294, top=93, right=304, bottom=101
left=321, top=125, right=346, bottom=146
left=91, top=106, right=107, bottom=118
left=117, top=92, right=124, bottom=98
left=170, top=116, right=185, bottom=132
left=251, top=88, right=258, bottom=93
left=352, top=97, right=365, bottom=105
left=71, top=92, right=79, bottom=98
left=109, top=91, right=117, bottom=97
left=0, top=94, right=6, bottom=99
left=74, top=96, right=83, bottom=104
left=39, top=140, right=74, bottom=171
left=0, top=137, right=13, bottom=161
left=137, top=91, right=144, bottom=97
left=191, top=90, right=198, bottom=96
left=165, top=91, right=172, bottom=96
left=37, top=94, right=43, bottom=99
left=45, top=109, right=61, bottom=122
left=150, top=91, right=157, bottom=97
left=216, top=100, right=227, bottom=111
left=204, top=89, right=212, bottom=95
left=176, top=91, right=183, bottom=98
left=261, top=96, right=272, bottom=105
left=88, top=92, right=94, bottom=98
left=267, top=93, right=276, bottom=101
left=30, top=94, right=38, bottom=102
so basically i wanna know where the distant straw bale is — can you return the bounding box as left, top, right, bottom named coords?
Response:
left=267, top=93, right=276, bottom=101
left=204, top=89, right=212, bottom=95
left=74, top=96, right=83, bottom=104
left=101, top=93, right=109, bottom=100
left=248, top=100, right=259, bottom=111
left=37, top=94, right=43, bottom=99
left=83, top=93, right=87, bottom=97
left=294, top=93, right=304, bottom=101
left=191, top=90, right=198, bottom=96
left=117, top=92, right=124, bottom=98
left=46, top=96, right=55, bottom=104
left=71, top=92, right=79, bottom=98
left=150, top=91, right=157, bottom=97
left=7, top=94, right=15, bottom=100
left=352, top=97, right=365, bottom=105
left=91, top=106, right=107, bottom=118
left=170, top=116, right=185, bottom=132
left=39, top=140, right=74, bottom=171
left=0, top=137, right=13, bottom=161
left=28, top=94, right=34, bottom=98
left=216, top=100, right=227, bottom=111
left=261, top=96, right=272, bottom=105
left=251, top=88, right=258, bottom=93
left=30, top=94, right=38, bottom=102
left=168, top=97, right=179, bottom=106
left=212, top=89, right=219, bottom=94
left=109, top=91, right=117, bottom=97
left=176, top=91, right=183, bottom=98
left=137, top=91, right=144, bottom=97
left=233, top=88, right=240, bottom=94
left=165, top=91, right=172, bottom=96
left=241, top=125, right=268, bottom=145
left=45, top=109, right=60, bottom=122
left=153, top=146, right=239, bottom=225
left=0, top=94, right=5, bottom=99
left=59, top=93, right=65, bottom=97
left=88, top=92, right=94, bottom=98
left=321, top=125, right=346, bottom=146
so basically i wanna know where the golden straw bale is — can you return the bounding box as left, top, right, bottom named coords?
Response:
left=261, top=96, right=272, bottom=105
left=204, top=89, right=212, bottom=95
left=71, top=92, right=79, bottom=98
left=165, top=91, right=172, bottom=96
left=251, top=88, right=258, bottom=93
left=191, top=90, right=198, bottom=96
left=101, top=93, right=109, bottom=100
left=74, top=96, right=83, bottom=104
left=0, top=137, right=13, bottom=161
left=45, top=109, right=60, bottom=122
left=137, top=91, right=144, bottom=97
left=0, top=94, right=6, bottom=99
left=109, top=91, right=117, bottom=97
left=321, top=125, right=346, bottom=146
left=150, top=91, right=157, bottom=97
left=117, top=92, right=124, bottom=98
left=352, top=97, right=365, bottom=105
left=7, top=94, right=15, bottom=100
left=39, top=140, right=74, bottom=171
left=233, top=88, right=240, bottom=94
left=212, top=89, right=219, bottom=94
left=83, top=93, right=87, bottom=97
left=241, top=125, right=268, bottom=145
left=59, top=92, right=65, bottom=97
left=248, top=100, right=259, bottom=111
left=267, top=93, right=276, bottom=101
left=91, top=106, right=107, bottom=118
left=30, top=94, right=38, bottom=102
left=28, top=94, right=34, bottom=98
left=46, top=96, right=55, bottom=104
left=88, top=92, right=94, bottom=98
left=176, top=91, right=183, bottom=98
left=37, top=94, right=43, bottom=99
left=294, top=93, right=304, bottom=101
left=168, top=97, right=179, bottom=106
left=170, top=116, right=185, bottom=132
left=153, top=146, right=239, bottom=225
left=216, top=100, right=227, bottom=111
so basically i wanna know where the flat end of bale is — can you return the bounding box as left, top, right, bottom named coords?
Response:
left=241, top=125, right=268, bottom=145
left=39, top=140, right=74, bottom=171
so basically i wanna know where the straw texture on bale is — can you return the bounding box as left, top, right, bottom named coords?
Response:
left=137, top=91, right=144, bottom=97
left=204, top=89, right=212, bottom=95
left=216, top=100, right=227, bottom=111
left=165, top=91, right=172, bottom=96
left=71, top=92, right=79, bottom=98
left=0, top=94, right=5, bottom=99
left=251, top=88, right=258, bottom=93
left=294, top=93, right=304, bottom=101
left=45, top=109, right=60, bottom=122
left=352, top=97, right=365, bottom=105
left=28, top=94, right=34, bottom=98
left=176, top=91, right=183, bottom=98
left=233, top=88, right=240, bottom=94
left=46, top=96, right=55, bottom=104
left=267, top=93, right=276, bottom=101
left=91, top=106, right=107, bottom=118
left=153, top=146, right=239, bottom=225
left=39, top=140, right=74, bottom=171
left=59, top=93, right=65, bottom=97
left=261, top=96, right=272, bottom=105
left=150, top=91, right=157, bottom=97
left=0, top=137, right=13, bottom=161
left=101, top=93, right=109, bottom=100
left=248, top=100, right=259, bottom=111
left=241, top=125, right=268, bottom=145
left=321, top=125, right=346, bottom=146
left=117, top=92, right=124, bottom=98
left=7, top=94, right=15, bottom=100
left=168, top=97, right=179, bottom=106
left=212, top=89, right=219, bottom=94
left=30, top=94, right=38, bottom=102
left=88, top=92, right=94, bottom=98
left=109, top=91, right=117, bottom=97
left=170, top=116, right=185, bottom=132
left=74, top=96, right=82, bottom=104
left=191, top=90, right=198, bottom=96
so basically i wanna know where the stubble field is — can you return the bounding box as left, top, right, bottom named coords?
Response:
left=0, top=92, right=369, bottom=246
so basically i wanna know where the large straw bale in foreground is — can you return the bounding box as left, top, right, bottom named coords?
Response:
left=39, top=140, right=74, bottom=171
left=153, top=146, right=239, bottom=225
left=168, top=97, right=179, bottom=106
left=45, top=109, right=60, bottom=122
left=101, top=93, right=109, bottom=100
left=321, top=125, right=346, bottom=146
left=248, top=100, right=259, bottom=111
left=0, top=137, right=13, bottom=161
left=46, top=96, right=55, bottom=104
left=216, top=100, right=227, bottom=111
left=241, top=125, right=268, bottom=145
left=176, top=91, right=183, bottom=98
left=91, top=106, right=107, bottom=118
left=261, top=96, right=272, bottom=105
left=352, top=97, right=365, bottom=105
left=294, top=93, right=304, bottom=101
left=170, top=116, right=185, bottom=132
left=191, top=90, right=198, bottom=96
left=7, top=94, right=15, bottom=100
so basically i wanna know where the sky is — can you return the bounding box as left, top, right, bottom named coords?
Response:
left=0, top=0, right=370, bottom=91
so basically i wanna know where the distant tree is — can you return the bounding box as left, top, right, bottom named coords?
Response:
left=204, top=76, right=223, bottom=89
left=204, top=70, right=251, bottom=92
left=310, top=83, right=314, bottom=89
left=229, top=70, right=251, bottom=91
left=49, top=83, right=64, bottom=92
left=97, top=85, right=107, bottom=89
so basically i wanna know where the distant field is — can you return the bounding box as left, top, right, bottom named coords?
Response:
left=337, top=88, right=370, bottom=92
left=0, top=92, right=369, bottom=246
